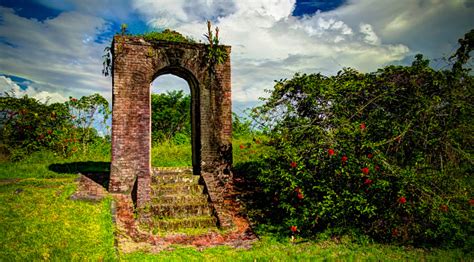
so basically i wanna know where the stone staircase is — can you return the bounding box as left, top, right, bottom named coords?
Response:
left=138, top=167, right=219, bottom=235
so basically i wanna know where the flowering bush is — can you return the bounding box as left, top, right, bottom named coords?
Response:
left=250, top=34, right=473, bottom=247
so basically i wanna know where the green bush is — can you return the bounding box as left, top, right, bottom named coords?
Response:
left=251, top=36, right=473, bottom=247
left=0, top=94, right=110, bottom=160
left=0, top=95, right=72, bottom=159
left=141, top=29, right=196, bottom=43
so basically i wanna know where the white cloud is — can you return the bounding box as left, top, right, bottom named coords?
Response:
left=132, top=0, right=415, bottom=103
left=133, top=0, right=238, bottom=28
left=1, top=0, right=471, bottom=111
left=0, top=76, right=67, bottom=103
left=0, top=7, right=111, bottom=101
left=359, top=23, right=380, bottom=45
left=151, top=74, right=190, bottom=94
left=320, top=0, right=473, bottom=58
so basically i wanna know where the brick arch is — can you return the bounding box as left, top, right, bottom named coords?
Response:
left=109, top=36, right=233, bottom=210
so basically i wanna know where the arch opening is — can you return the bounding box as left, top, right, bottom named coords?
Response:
left=151, top=67, right=201, bottom=174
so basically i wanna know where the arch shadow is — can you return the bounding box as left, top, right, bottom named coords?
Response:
left=48, top=161, right=110, bottom=189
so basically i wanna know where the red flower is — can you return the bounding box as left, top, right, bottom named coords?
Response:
left=375, top=165, right=380, bottom=171
left=440, top=205, right=449, bottom=213
left=341, top=155, right=348, bottom=163
left=290, top=226, right=297, bottom=232
left=297, top=192, right=304, bottom=199
left=361, top=167, right=369, bottom=175
left=290, top=161, right=297, bottom=168
left=328, top=149, right=335, bottom=156
left=398, top=196, right=407, bottom=204
left=47, top=130, right=52, bottom=135
left=360, top=122, right=366, bottom=130
left=294, top=187, right=301, bottom=193
left=70, top=97, right=77, bottom=102
left=367, top=153, right=373, bottom=159
left=392, top=228, right=399, bottom=237
left=364, top=178, right=373, bottom=185
left=239, top=144, right=245, bottom=149
left=469, top=199, right=474, bottom=206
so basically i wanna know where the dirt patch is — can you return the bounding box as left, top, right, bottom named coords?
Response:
left=0, top=178, right=21, bottom=185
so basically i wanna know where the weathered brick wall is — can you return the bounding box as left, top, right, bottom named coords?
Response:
left=109, top=36, right=233, bottom=210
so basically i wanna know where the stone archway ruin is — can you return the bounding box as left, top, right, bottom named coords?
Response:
left=108, top=36, right=233, bottom=223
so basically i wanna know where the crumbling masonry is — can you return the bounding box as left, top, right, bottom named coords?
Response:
left=109, top=36, right=236, bottom=228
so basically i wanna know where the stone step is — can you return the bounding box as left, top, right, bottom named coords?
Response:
left=151, top=194, right=208, bottom=205
left=149, top=216, right=217, bottom=231
left=150, top=202, right=213, bottom=218
left=139, top=167, right=219, bottom=236
left=151, top=173, right=199, bottom=184
left=152, top=167, right=193, bottom=175
left=151, top=183, right=204, bottom=196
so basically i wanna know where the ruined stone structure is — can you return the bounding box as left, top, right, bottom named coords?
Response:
left=109, top=36, right=233, bottom=211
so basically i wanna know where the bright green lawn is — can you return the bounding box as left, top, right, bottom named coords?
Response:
left=0, top=178, right=116, bottom=261
left=0, top=144, right=471, bottom=261
left=150, top=137, right=267, bottom=167
left=123, top=237, right=468, bottom=261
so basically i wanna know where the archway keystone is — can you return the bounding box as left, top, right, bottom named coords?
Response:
left=109, top=36, right=233, bottom=212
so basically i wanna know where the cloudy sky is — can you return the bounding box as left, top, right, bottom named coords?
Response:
left=0, top=0, right=473, bottom=114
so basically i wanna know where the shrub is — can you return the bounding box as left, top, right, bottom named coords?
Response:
left=251, top=32, right=473, bottom=247
left=141, top=29, right=196, bottom=43
left=0, top=93, right=110, bottom=160
left=0, top=95, right=72, bottom=159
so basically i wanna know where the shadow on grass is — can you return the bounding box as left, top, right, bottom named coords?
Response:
left=48, top=161, right=110, bottom=189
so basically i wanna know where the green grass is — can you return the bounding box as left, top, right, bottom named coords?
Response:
left=0, top=144, right=471, bottom=261
left=0, top=177, right=116, bottom=261
left=150, top=136, right=269, bottom=167
left=152, top=141, right=192, bottom=167
left=122, top=236, right=468, bottom=261
left=233, top=136, right=269, bottom=164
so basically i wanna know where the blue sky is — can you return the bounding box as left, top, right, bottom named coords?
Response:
left=0, top=0, right=473, bottom=115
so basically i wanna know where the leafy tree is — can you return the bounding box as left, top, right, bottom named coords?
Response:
left=65, top=93, right=111, bottom=146
left=151, top=91, right=191, bottom=143
left=232, top=112, right=255, bottom=138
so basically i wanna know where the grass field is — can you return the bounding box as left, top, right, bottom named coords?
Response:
left=0, top=141, right=471, bottom=261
